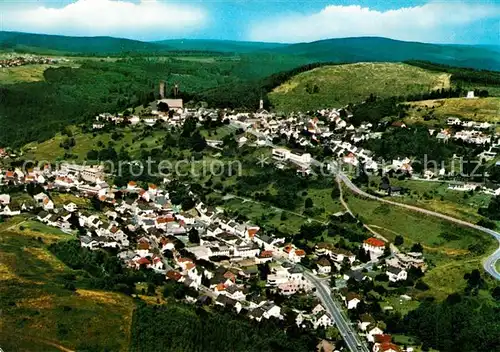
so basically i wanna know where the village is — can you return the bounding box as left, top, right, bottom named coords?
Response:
left=0, top=81, right=497, bottom=352
left=8, top=92, right=496, bottom=352
left=0, top=153, right=429, bottom=352
left=0, top=54, right=61, bottom=68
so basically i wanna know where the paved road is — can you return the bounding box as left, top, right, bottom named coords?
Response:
left=304, top=271, right=369, bottom=352
left=337, top=172, right=500, bottom=281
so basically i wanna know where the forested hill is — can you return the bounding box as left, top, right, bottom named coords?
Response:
left=153, top=39, right=287, bottom=53
left=0, top=31, right=169, bottom=55
left=268, top=37, right=500, bottom=71
left=1, top=31, right=499, bottom=71
left=274, top=37, right=500, bottom=70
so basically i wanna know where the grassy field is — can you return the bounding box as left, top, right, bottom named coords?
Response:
left=344, top=189, right=496, bottom=300
left=0, top=216, right=136, bottom=351
left=0, top=63, right=79, bottom=85
left=21, top=126, right=167, bottom=162
left=269, top=62, right=450, bottom=112
left=404, top=97, right=500, bottom=125
left=364, top=177, right=492, bottom=224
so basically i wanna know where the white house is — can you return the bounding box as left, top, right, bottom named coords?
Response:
left=363, top=237, right=385, bottom=259
left=358, top=314, right=376, bottom=331
left=272, top=148, right=311, bottom=165
left=345, top=292, right=361, bottom=310
left=312, top=311, right=333, bottom=329
left=317, top=258, right=332, bottom=275
left=386, top=266, right=408, bottom=282
left=367, top=325, right=385, bottom=343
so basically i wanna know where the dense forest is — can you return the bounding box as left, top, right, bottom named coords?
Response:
left=130, top=302, right=317, bottom=352
left=403, top=293, right=500, bottom=352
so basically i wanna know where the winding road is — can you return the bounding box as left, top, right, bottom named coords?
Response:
left=336, top=172, right=500, bottom=281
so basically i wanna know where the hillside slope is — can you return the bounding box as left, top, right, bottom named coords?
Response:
left=404, top=97, right=500, bottom=125
left=0, top=217, right=135, bottom=351
left=268, top=62, right=450, bottom=112
left=270, top=37, right=500, bottom=71
left=1, top=32, right=498, bottom=71
left=0, top=31, right=168, bottom=55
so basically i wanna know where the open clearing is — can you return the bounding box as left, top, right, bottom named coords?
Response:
left=269, top=62, right=450, bottom=112
left=404, top=97, right=500, bottom=125
left=0, top=63, right=79, bottom=85
left=0, top=216, right=135, bottom=351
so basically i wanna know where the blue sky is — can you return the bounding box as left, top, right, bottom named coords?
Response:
left=1, top=0, right=499, bottom=44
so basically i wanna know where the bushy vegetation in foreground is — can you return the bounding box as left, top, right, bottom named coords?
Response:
left=130, top=302, right=317, bottom=352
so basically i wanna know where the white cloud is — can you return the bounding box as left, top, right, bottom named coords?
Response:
left=2, top=0, right=206, bottom=40
left=249, top=2, right=500, bottom=43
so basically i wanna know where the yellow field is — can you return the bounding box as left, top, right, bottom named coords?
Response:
left=0, top=63, right=79, bottom=85
left=405, top=97, right=500, bottom=124
left=0, top=217, right=136, bottom=351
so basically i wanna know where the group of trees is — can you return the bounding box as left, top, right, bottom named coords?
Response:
left=362, top=126, right=465, bottom=170
left=479, top=196, right=500, bottom=221
left=404, top=293, right=499, bottom=352
left=49, top=240, right=164, bottom=295
left=130, top=302, right=317, bottom=352
left=406, top=60, right=500, bottom=86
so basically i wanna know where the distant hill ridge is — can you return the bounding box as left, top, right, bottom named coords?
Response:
left=0, top=31, right=498, bottom=70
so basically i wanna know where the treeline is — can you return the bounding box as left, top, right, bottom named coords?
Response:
left=350, top=85, right=467, bottom=126
left=130, top=302, right=317, bottom=352
left=197, top=61, right=341, bottom=109
left=406, top=60, right=500, bottom=86
left=49, top=240, right=164, bottom=294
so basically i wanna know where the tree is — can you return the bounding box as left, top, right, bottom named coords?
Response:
left=157, top=101, right=169, bottom=112
left=188, top=228, right=200, bottom=244
left=91, top=196, right=103, bottom=211
left=326, top=326, right=340, bottom=340
left=492, top=286, right=500, bottom=301
left=394, top=235, right=404, bottom=246
left=329, top=276, right=336, bottom=288
left=147, top=282, right=156, bottom=296
left=479, top=196, right=500, bottom=221
left=86, top=149, right=99, bottom=161
left=304, top=197, right=313, bottom=208
left=410, top=243, right=424, bottom=253
left=331, top=187, right=340, bottom=200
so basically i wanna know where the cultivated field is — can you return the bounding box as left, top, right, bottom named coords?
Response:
left=269, top=62, right=450, bottom=112
left=404, top=97, right=500, bottom=125
left=0, top=216, right=136, bottom=351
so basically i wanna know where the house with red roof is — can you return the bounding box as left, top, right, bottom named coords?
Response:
left=166, top=270, right=182, bottom=281
left=283, top=244, right=306, bottom=263
left=363, top=237, right=386, bottom=259
left=374, top=343, right=402, bottom=352
left=127, top=181, right=138, bottom=190
left=257, top=250, right=274, bottom=264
